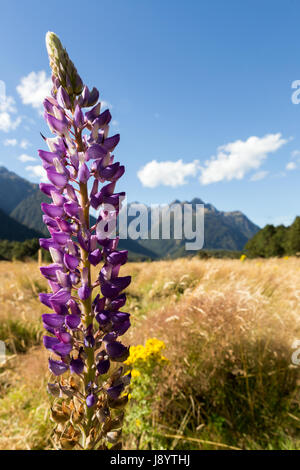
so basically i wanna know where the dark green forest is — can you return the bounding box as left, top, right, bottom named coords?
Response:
left=244, top=216, right=300, bottom=257
left=0, top=239, right=48, bottom=262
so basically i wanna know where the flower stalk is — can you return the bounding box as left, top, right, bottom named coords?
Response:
left=39, top=32, right=131, bottom=450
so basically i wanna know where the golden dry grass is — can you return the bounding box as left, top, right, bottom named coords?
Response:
left=0, top=260, right=46, bottom=324
left=0, top=257, right=299, bottom=449
left=121, top=258, right=300, bottom=449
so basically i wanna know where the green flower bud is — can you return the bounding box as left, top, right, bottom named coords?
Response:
left=45, top=31, right=83, bottom=97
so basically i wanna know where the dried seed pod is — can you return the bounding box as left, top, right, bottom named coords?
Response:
left=107, top=430, right=122, bottom=444
left=51, top=407, right=69, bottom=424
left=59, top=384, right=77, bottom=398
left=110, top=412, right=125, bottom=430
left=108, top=395, right=129, bottom=409
left=96, top=406, right=110, bottom=423
left=110, top=442, right=122, bottom=450
left=102, top=417, right=112, bottom=433
left=47, top=383, right=61, bottom=397
left=60, top=438, right=78, bottom=450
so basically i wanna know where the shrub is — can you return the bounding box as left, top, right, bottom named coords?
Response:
left=123, top=339, right=169, bottom=449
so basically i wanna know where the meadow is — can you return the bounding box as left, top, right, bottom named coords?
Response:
left=0, top=257, right=299, bottom=450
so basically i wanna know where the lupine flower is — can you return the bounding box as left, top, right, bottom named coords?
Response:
left=39, top=31, right=131, bottom=450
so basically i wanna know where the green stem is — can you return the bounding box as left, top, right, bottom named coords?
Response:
left=75, top=132, right=95, bottom=442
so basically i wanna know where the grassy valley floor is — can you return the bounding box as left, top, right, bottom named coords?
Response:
left=0, top=257, right=299, bottom=449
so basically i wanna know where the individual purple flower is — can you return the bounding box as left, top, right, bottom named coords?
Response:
left=85, top=103, right=101, bottom=123
left=86, top=394, right=96, bottom=408
left=40, top=263, right=63, bottom=281
left=52, top=341, right=73, bottom=357
left=63, top=253, right=79, bottom=271
left=40, top=181, right=56, bottom=195
left=63, top=201, right=79, bottom=218
left=74, top=104, right=85, bottom=128
left=48, top=358, right=69, bottom=376
left=88, top=248, right=102, bottom=266
left=97, top=357, right=110, bottom=375
left=86, top=143, right=107, bottom=161
left=57, top=86, right=71, bottom=109
left=106, top=383, right=125, bottom=400
left=52, top=232, right=70, bottom=245
left=47, top=169, right=68, bottom=188
left=78, top=284, right=91, bottom=300
left=105, top=341, right=129, bottom=362
left=42, top=314, right=65, bottom=329
left=70, top=357, right=84, bottom=375
left=78, top=163, right=90, bottom=183
left=84, top=334, right=95, bottom=348
left=65, top=314, right=81, bottom=329
left=41, top=203, right=64, bottom=219
left=101, top=276, right=131, bottom=299
left=45, top=113, right=69, bottom=135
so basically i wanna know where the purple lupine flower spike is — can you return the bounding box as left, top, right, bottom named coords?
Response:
left=38, top=32, right=131, bottom=450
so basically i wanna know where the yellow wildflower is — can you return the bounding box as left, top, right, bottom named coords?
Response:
left=131, top=369, right=141, bottom=378
left=160, top=355, right=169, bottom=363
left=125, top=338, right=167, bottom=366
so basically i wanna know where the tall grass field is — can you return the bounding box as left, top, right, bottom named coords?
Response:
left=0, top=257, right=299, bottom=450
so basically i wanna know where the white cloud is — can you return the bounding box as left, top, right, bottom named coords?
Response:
left=250, top=170, right=269, bottom=181
left=137, top=159, right=199, bottom=188
left=101, top=100, right=112, bottom=110
left=199, top=133, right=287, bottom=185
left=18, top=153, right=37, bottom=163
left=4, top=138, right=17, bottom=146
left=286, top=161, right=297, bottom=170
left=288, top=149, right=300, bottom=170
left=26, top=164, right=47, bottom=181
left=0, top=94, right=16, bottom=113
left=0, top=113, right=21, bottom=132
left=291, top=149, right=300, bottom=158
left=0, top=92, right=21, bottom=132
left=16, top=71, right=52, bottom=112
left=0, top=80, right=5, bottom=102
left=20, top=139, right=30, bottom=149
left=3, top=138, right=31, bottom=148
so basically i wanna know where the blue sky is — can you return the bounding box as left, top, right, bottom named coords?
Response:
left=0, top=0, right=299, bottom=227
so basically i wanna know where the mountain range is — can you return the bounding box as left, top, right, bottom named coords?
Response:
left=0, top=166, right=260, bottom=259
